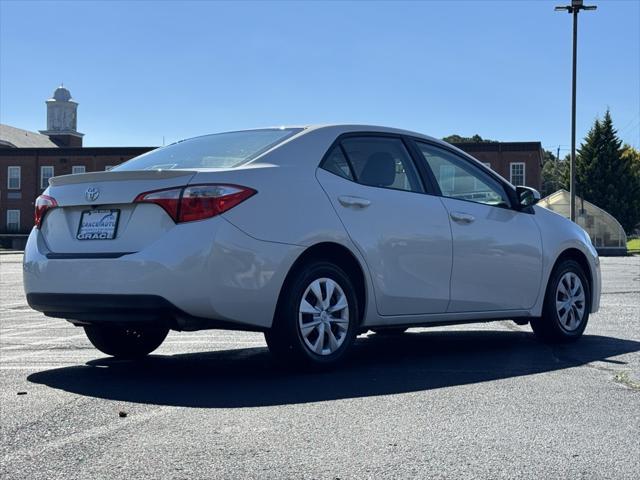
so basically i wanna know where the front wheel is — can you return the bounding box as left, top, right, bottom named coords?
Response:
left=530, top=259, right=590, bottom=343
left=265, top=261, right=359, bottom=369
left=84, top=325, right=169, bottom=359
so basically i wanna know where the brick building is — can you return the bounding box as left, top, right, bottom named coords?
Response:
left=0, top=86, right=153, bottom=237
left=0, top=146, right=153, bottom=234
left=453, top=141, right=543, bottom=190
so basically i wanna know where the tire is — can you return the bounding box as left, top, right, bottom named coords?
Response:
left=84, top=325, right=169, bottom=359
left=371, top=327, right=408, bottom=335
left=530, top=259, right=590, bottom=343
left=265, top=260, right=359, bottom=369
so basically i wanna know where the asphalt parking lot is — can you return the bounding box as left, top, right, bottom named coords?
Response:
left=1, top=253, right=638, bottom=479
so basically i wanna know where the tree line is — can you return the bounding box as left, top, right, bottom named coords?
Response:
left=540, top=110, right=640, bottom=234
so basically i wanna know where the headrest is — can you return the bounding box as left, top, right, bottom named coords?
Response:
left=359, top=152, right=396, bottom=187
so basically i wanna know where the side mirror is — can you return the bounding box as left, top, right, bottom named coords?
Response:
left=516, top=186, right=540, bottom=208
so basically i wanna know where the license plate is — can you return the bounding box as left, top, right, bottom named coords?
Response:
left=77, top=209, right=120, bottom=240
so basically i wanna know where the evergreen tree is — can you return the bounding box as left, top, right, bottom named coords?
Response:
left=571, top=110, right=640, bottom=233
left=621, top=145, right=640, bottom=233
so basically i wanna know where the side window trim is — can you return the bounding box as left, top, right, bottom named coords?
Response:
left=410, top=138, right=517, bottom=210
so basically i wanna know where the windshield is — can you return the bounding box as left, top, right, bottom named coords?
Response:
left=113, top=128, right=303, bottom=171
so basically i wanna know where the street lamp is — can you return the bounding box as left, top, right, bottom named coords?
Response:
left=555, top=0, right=597, bottom=222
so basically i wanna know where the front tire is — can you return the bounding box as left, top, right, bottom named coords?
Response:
left=84, top=325, right=169, bottom=359
left=530, top=259, right=590, bottom=343
left=265, top=261, right=359, bottom=369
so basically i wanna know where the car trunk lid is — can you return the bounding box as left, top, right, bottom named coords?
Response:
left=41, top=169, right=198, bottom=254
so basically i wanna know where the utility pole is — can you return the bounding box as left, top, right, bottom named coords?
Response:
left=555, top=0, right=597, bottom=222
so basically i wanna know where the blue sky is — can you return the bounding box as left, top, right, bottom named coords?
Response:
left=1, top=0, right=638, bottom=152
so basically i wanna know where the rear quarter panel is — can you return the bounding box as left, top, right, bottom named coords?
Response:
left=189, top=128, right=380, bottom=325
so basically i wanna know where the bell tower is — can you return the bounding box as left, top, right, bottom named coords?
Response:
left=40, top=85, right=84, bottom=147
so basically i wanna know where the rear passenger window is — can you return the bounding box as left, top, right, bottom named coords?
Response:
left=322, top=145, right=354, bottom=180
left=341, top=137, right=423, bottom=193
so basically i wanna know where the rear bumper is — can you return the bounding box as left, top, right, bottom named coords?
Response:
left=25, top=293, right=265, bottom=331
left=23, top=216, right=303, bottom=329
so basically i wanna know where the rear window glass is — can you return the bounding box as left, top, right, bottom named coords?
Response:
left=113, top=128, right=302, bottom=171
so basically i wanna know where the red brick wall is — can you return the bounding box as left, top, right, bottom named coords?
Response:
left=0, top=147, right=154, bottom=233
left=454, top=143, right=543, bottom=190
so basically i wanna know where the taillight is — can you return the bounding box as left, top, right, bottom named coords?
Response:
left=134, top=188, right=182, bottom=221
left=134, top=184, right=256, bottom=223
left=34, top=195, right=58, bottom=229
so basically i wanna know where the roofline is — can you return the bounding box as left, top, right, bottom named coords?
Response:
left=0, top=146, right=156, bottom=156
left=452, top=141, right=543, bottom=149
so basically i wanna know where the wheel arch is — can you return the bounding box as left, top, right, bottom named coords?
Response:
left=273, top=242, right=368, bottom=327
left=547, top=248, right=594, bottom=309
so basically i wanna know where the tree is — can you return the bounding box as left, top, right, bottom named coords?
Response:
left=442, top=134, right=496, bottom=144
left=540, top=149, right=568, bottom=197
left=571, top=110, right=640, bottom=233
left=621, top=145, right=640, bottom=233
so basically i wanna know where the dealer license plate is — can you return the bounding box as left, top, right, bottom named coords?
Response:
left=77, top=209, right=120, bottom=240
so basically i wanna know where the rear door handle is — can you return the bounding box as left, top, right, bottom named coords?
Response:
left=450, top=211, right=475, bottom=224
left=338, top=196, right=371, bottom=209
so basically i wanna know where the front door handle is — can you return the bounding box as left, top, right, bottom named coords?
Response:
left=450, top=211, right=475, bottom=224
left=338, top=196, right=371, bottom=209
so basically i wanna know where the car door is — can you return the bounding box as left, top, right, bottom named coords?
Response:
left=316, top=134, right=452, bottom=316
left=412, top=140, right=543, bottom=313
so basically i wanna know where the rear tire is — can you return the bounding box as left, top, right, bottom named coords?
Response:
left=84, top=325, right=169, bottom=359
left=265, top=261, right=359, bottom=369
left=530, top=259, right=590, bottom=343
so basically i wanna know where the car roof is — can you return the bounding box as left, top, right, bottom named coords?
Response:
left=287, top=124, right=442, bottom=143
left=297, top=124, right=470, bottom=157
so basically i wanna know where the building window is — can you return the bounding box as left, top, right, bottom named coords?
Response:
left=40, top=166, right=54, bottom=189
left=105, top=165, right=114, bottom=171
left=510, top=162, right=525, bottom=185
left=72, top=165, right=86, bottom=174
left=7, top=210, right=20, bottom=232
left=7, top=166, right=21, bottom=190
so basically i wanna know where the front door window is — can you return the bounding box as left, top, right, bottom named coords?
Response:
left=415, top=142, right=511, bottom=208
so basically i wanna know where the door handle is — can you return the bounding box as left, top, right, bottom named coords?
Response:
left=338, top=196, right=371, bottom=209
left=450, top=211, right=475, bottom=224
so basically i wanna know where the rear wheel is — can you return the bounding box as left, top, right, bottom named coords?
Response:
left=265, top=261, right=359, bottom=369
left=530, top=259, right=590, bottom=343
left=84, top=325, right=169, bottom=359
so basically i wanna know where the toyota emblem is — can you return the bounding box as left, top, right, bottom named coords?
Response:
left=85, top=186, right=100, bottom=202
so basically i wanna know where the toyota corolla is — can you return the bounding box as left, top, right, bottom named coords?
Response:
left=23, top=125, right=601, bottom=367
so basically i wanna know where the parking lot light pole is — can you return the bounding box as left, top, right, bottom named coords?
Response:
left=555, top=0, right=596, bottom=222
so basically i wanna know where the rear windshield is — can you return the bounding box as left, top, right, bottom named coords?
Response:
left=113, top=128, right=303, bottom=171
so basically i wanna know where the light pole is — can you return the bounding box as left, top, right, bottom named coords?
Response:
left=555, top=0, right=596, bottom=222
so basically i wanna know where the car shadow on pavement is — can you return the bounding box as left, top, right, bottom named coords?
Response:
left=28, top=330, right=640, bottom=408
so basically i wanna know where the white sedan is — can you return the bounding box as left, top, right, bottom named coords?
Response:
left=23, top=125, right=601, bottom=368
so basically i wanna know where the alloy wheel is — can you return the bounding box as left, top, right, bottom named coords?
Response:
left=555, top=271, right=586, bottom=331
left=298, top=277, right=350, bottom=355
